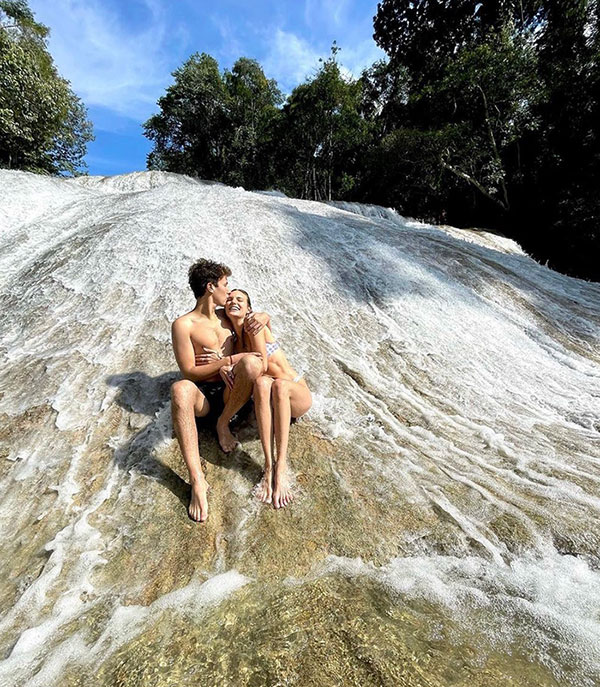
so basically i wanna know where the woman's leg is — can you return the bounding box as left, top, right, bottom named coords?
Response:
left=252, top=375, right=275, bottom=502
left=271, top=380, right=312, bottom=509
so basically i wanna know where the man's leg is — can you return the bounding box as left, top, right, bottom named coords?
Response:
left=216, top=355, right=263, bottom=452
left=171, top=379, right=210, bottom=522
left=253, top=376, right=275, bottom=502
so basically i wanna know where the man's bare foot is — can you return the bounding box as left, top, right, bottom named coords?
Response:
left=216, top=417, right=239, bottom=453
left=189, top=479, right=209, bottom=522
left=253, top=469, right=273, bottom=503
left=273, top=463, right=293, bottom=509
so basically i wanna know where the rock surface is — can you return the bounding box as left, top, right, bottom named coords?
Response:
left=0, top=170, right=599, bottom=686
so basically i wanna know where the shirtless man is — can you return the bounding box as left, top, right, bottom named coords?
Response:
left=170, top=259, right=268, bottom=522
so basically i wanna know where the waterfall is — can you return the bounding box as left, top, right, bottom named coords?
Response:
left=1, top=169, right=599, bottom=686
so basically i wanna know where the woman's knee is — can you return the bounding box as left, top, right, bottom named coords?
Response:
left=238, top=354, right=263, bottom=378
left=254, top=375, right=273, bottom=396
left=272, top=378, right=290, bottom=401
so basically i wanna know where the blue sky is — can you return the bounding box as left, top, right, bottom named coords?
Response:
left=28, top=0, right=385, bottom=176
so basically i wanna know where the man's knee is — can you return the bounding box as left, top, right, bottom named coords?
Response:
left=171, top=379, right=197, bottom=408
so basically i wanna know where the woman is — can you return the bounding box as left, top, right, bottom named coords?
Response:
left=199, top=289, right=311, bottom=509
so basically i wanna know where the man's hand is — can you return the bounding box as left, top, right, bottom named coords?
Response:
left=219, top=364, right=235, bottom=390
left=244, top=311, right=270, bottom=336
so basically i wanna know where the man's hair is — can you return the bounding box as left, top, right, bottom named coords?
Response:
left=188, top=259, right=232, bottom=298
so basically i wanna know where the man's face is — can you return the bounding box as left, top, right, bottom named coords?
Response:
left=210, top=274, right=230, bottom=306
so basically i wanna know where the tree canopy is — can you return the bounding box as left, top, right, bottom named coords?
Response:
left=144, top=54, right=282, bottom=189
left=0, top=0, right=93, bottom=174
left=144, top=2, right=599, bottom=281
left=370, top=0, right=599, bottom=280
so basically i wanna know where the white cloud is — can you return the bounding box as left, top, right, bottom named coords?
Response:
left=262, top=28, right=385, bottom=94
left=29, top=0, right=179, bottom=122
left=262, top=29, right=323, bottom=91
left=339, top=37, right=386, bottom=76
left=26, top=0, right=386, bottom=122
left=304, top=0, right=351, bottom=29
left=211, top=14, right=244, bottom=66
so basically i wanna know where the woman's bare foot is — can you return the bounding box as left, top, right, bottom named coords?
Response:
left=216, top=417, right=239, bottom=453
left=273, top=462, right=293, bottom=509
left=189, top=478, right=209, bottom=522
left=253, top=469, right=273, bottom=503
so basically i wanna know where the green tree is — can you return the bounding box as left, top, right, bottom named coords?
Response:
left=373, top=0, right=543, bottom=88
left=371, top=1, right=600, bottom=280
left=222, top=57, right=282, bottom=188
left=0, top=0, right=93, bottom=174
left=364, top=24, right=541, bottom=221
left=276, top=47, right=371, bottom=200
left=528, top=0, right=600, bottom=278
left=425, top=27, right=543, bottom=213
left=144, top=53, right=229, bottom=179
left=144, top=54, right=281, bottom=189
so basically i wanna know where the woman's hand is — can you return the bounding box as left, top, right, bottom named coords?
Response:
left=195, top=347, right=222, bottom=366
left=244, top=311, right=269, bottom=336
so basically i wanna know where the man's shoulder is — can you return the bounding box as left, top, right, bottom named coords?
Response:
left=172, top=312, right=208, bottom=337
left=172, top=313, right=194, bottom=330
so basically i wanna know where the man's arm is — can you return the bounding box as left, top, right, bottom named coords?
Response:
left=171, top=319, right=231, bottom=383
left=244, top=311, right=272, bottom=336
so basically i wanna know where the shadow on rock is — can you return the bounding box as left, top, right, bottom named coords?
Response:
left=105, top=370, right=262, bottom=517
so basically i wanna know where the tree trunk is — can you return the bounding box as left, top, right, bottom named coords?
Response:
left=441, top=158, right=509, bottom=212
left=476, top=84, right=510, bottom=211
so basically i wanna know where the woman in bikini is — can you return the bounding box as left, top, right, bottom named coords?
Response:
left=198, top=289, right=311, bottom=509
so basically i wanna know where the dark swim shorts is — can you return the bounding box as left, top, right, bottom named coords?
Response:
left=194, top=380, right=253, bottom=429
left=195, top=381, right=226, bottom=426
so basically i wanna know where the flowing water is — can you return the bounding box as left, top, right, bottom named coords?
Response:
left=0, top=170, right=599, bottom=686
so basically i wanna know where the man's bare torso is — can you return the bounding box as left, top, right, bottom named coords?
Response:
left=178, top=309, right=234, bottom=382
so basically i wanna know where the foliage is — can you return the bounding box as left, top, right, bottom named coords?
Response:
left=371, top=0, right=600, bottom=280
left=144, top=54, right=281, bottom=189
left=145, top=1, right=600, bottom=280
left=0, top=0, right=93, bottom=174
left=222, top=57, right=282, bottom=188
left=274, top=47, right=371, bottom=200
left=144, top=53, right=229, bottom=178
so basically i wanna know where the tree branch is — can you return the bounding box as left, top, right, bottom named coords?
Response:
left=441, top=158, right=509, bottom=212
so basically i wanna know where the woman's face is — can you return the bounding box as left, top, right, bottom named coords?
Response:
left=225, top=290, right=250, bottom=319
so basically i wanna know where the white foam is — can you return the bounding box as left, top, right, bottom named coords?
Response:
left=1, top=570, right=249, bottom=687
left=1, top=169, right=599, bottom=685
left=312, top=551, right=600, bottom=685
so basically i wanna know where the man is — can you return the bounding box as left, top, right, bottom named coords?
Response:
left=171, top=258, right=268, bottom=522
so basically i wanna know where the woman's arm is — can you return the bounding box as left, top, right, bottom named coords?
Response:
left=247, top=327, right=269, bottom=372
left=195, top=350, right=262, bottom=369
